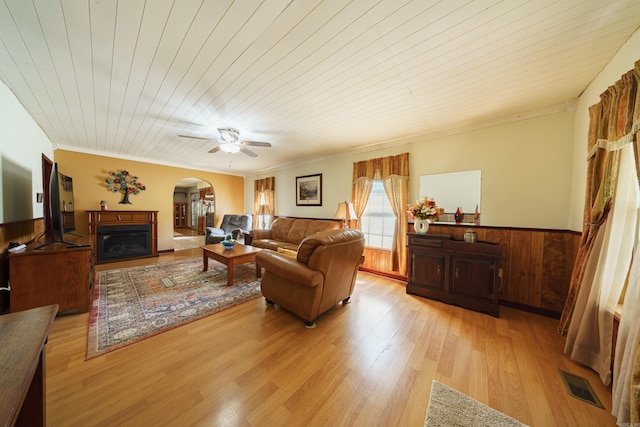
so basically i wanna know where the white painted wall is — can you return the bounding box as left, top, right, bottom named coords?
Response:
left=0, top=80, right=54, bottom=223
left=569, top=28, right=640, bottom=231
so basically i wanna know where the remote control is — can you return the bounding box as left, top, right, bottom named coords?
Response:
left=8, top=244, right=26, bottom=253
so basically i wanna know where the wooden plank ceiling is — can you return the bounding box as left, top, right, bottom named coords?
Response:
left=0, top=0, right=639, bottom=174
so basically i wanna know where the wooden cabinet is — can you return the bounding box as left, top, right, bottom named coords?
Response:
left=407, top=233, right=501, bottom=317
left=9, top=239, right=94, bottom=313
left=174, top=203, right=187, bottom=228
left=410, top=248, right=446, bottom=292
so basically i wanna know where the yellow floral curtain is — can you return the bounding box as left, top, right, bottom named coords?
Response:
left=559, top=59, right=640, bottom=424
left=624, top=61, right=640, bottom=426
left=352, top=153, right=409, bottom=275
left=557, top=102, right=621, bottom=335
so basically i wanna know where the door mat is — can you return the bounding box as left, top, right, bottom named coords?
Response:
left=558, top=370, right=604, bottom=409
left=424, top=381, right=528, bottom=426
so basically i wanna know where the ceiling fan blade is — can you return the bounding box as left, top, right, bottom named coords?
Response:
left=179, top=134, right=212, bottom=141
left=208, top=146, right=221, bottom=154
left=241, top=140, right=271, bottom=147
left=239, top=146, right=258, bottom=157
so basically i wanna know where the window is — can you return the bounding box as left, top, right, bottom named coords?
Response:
left=359, top=181, right=396, bottom=249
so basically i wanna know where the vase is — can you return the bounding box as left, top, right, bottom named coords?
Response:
left=414, top=218, right=430, bottom=234
left=464, top=229, right=477, bottom=243
left=119, top=191, right=132, bottom=204
left=454, top=207, right=463, bottom=224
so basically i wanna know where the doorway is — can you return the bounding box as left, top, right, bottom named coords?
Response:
left=173, top=178, right=213, bottom=250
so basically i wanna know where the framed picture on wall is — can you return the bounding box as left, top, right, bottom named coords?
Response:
left=296, top=174, right=322, bottom=206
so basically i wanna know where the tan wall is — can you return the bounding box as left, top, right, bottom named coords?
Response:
left=246, top=111, right=575, bottom=230
left=54, top=150, right=244, bottom=251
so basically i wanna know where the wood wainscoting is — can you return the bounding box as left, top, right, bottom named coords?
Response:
left=361, top=247, right=399, bottom=278
left=362, top=224, right=580, bottom=317
left=0, top=218, right=46, bottom=313
left=0, top=217, right=46, bottom=250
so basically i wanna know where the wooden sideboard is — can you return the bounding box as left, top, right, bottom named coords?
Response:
left=427, top=223, right=579, bottom=317
left=407, top=233, right=501, bottom=317
left=359, top=222, right=580, bottom=317
left=9, top=236, right=93, bottom=313
left=0, top=304, right=58, bottom=427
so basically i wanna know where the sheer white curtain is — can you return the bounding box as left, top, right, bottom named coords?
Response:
left=564, top=143, right=638, bottom=385
left=611, top=143, right=640, bottom=424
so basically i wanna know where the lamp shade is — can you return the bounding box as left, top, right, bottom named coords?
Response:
left=334, top=201, right=357, bottom=221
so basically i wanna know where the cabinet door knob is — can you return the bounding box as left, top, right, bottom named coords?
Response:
left=437, top=265, right=440, bottom=275
left=455, top=267, right=459, bottom=279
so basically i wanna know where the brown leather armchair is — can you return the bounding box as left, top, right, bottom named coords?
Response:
left=256, top=228, right=365, bottom=328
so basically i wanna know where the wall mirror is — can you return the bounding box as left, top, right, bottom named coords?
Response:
left=419, top=170, right=481, bottom=217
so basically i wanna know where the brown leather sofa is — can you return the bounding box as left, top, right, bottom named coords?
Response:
left=255, top=228, right=365, bottom=328
left=249, top=217, right=341, bottom=251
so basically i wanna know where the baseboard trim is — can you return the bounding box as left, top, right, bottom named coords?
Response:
left=358, top=267, right=406, bottom=282
left=499, top=300, right=561, bottom=319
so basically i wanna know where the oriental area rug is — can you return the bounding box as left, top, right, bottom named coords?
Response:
left=86, top=258, right=261, bottom=359
left=424, top=381, right=528, bottom=427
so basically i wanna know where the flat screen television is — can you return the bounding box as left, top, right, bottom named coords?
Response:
left=37, top=163, right=79, bottom=248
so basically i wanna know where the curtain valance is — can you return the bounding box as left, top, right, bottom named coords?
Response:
left=353, top=153, right=409, bottom=181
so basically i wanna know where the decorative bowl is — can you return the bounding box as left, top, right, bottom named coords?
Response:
left=221, top=239, right=236, bottom=249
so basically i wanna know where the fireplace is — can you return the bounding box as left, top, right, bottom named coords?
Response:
left=97, top=224, right=151, bottom=262
left=87, top=210, right=159, bottom=264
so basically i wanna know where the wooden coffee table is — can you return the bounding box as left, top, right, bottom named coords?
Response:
left=201, top=243, right=262, bottom=286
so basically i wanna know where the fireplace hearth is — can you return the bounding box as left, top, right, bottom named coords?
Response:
left=98, top=224, right=151, bottom=262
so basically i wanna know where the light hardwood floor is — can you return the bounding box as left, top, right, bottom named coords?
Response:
left=46, top=249, right=616, bottom=426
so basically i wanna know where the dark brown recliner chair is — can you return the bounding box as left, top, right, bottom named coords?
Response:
left=256, top=228, right=365, bottom=328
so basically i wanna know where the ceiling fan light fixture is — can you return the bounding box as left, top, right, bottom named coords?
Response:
left=219, top=142, right=240, bottom=153
left=218, top=127, right=239, bottom=143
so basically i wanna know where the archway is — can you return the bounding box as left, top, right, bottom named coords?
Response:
left=173, top=178, right=214, bottom=250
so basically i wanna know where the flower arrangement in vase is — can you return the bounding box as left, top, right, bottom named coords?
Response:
left=106, top=170, right=146, bottom=204
left=406, top=196, right=444, bottom=234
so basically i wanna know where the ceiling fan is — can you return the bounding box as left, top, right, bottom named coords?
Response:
left=179, top=127, right=271, bottom=157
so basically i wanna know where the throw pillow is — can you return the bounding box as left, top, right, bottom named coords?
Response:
left=277, top=247, right=298, bottom=260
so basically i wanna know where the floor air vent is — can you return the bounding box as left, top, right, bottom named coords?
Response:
left=559, top=370, right=604, bottom=409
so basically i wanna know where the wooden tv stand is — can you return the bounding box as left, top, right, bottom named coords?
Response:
left=8, top=236, right=93, bottom=313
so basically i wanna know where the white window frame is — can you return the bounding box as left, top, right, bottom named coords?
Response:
left=359, top=180, right=395, bottom=250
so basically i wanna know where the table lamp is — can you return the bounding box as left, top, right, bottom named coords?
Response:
left=334, top=201, right=357, bottom=228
